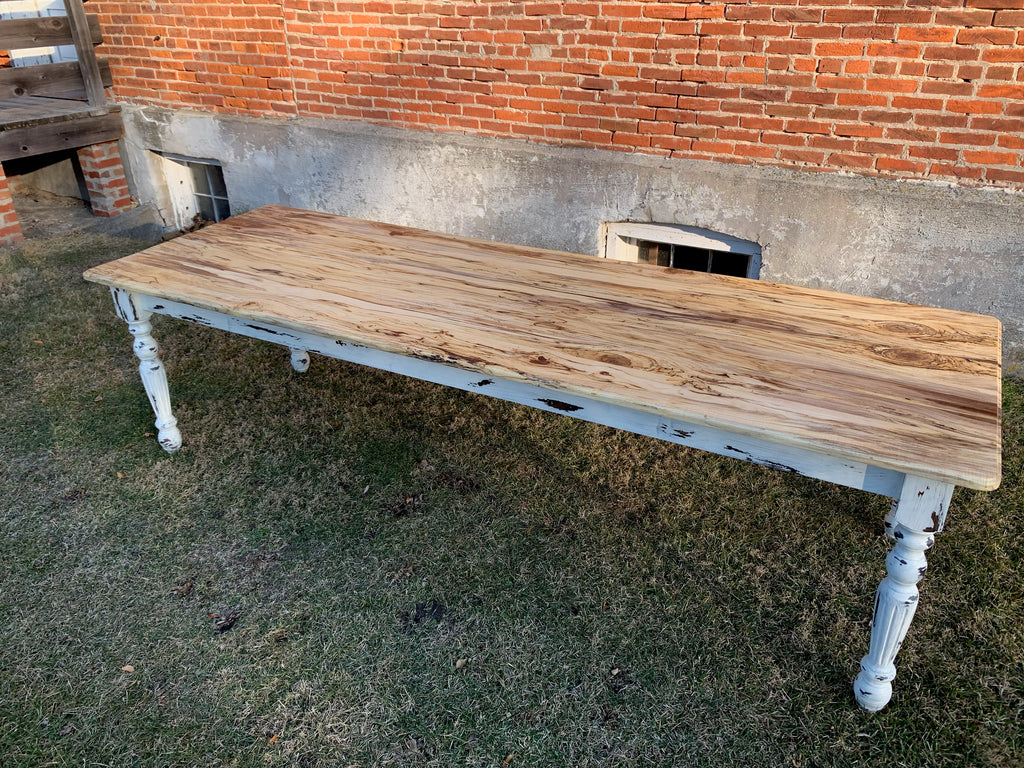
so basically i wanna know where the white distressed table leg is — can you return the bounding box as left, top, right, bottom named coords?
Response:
left=883, top=499, right=898, bottom=541
left=289, top=348, right=310, bottom=373
left=111, top=288, right=182, bottom=453
left=854, top=477, right=954, bottom=711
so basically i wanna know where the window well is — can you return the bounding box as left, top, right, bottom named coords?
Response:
left=155, top=152, right=230, bottom=230
left=602, top=222, right=761, bottom=279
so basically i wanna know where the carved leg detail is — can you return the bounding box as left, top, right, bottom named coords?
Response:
left=883, top=498, right=899, bottom=542
left=128, top=315, right=182, bottom=453
left=111, top=288, right=182, bottom=452
left=289, top=348, right=310, bottom=373
left=854, top=524, right=933, bottom=711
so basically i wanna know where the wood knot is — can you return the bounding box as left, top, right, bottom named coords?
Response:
left=598, top=353, right=632, bottom=367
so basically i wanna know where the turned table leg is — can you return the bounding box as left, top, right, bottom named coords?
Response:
left=854, top=477, right=954, bottom=711
left=111, top=289, right=182, bottom=453
left=289, top=348, right=310, bottom=373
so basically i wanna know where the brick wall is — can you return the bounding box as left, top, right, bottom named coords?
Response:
left=90, top=1, right=1024, bottom=189
left=0, top=164, right=25, bottom=245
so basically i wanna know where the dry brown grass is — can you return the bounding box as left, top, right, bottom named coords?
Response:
left=2, top=233, right=1022, bottom=767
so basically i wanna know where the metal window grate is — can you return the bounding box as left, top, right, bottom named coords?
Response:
left=603, top=222, right=761, bottom=280
left=186, top=161, right=230, bottom=223
left=637, top=242, right=752, bottom=278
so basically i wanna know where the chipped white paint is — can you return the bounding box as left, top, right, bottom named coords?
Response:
left=854, top=478, right=954, bottom=710
left=111, top=288, right=182, bottom=452
left=854, top=524, right=935, bottom=712
left=289, top=347, right=310, bottom=373
left=85, top=206, right=1003, bottom=711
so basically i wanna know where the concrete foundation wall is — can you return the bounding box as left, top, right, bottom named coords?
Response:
left=119, top=105, right=1023, bottom=373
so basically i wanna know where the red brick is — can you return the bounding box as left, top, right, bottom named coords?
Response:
left=876, top=9, right=932, bottom=25
left=885, top=127, right=938, bottom=142
left=909, top=144, right=961, bottom=161
left=967, top=0, right=1024, bottom=9
left=732, top=143, right=778, bottom=160
left=962, top=149, right=1019, bottom=166
left=979, top=83, right=1024, bottom=99
left=929, top=163, right=985, bottom=180
left=947, top=99, right=1004, bottom=115
left=983, top=65, right=1016, bottom=80
left=866, top=78, right=919, bottom=94
left=835, top=123, right=884, bottom=138
left=866, top=43, right=921, bottom=58
left=823, top=8, right=875, bottom=24
left=773, top=8, right=822, bottom=23
left=785, top=119, right=832, bottom=135
left=957, top=28, right=1017, bottom=45
left=642, top=5, right=695, bottom=21
left=835, top=92, right=887, bottom=107
left=0, top=223, right=25, bottom=244
left=725, top=5, right=771, bottom=21
left=808, top=135, right=857, bottom=152
left=673, top=123, right=716, bottom=139
left=897, top=27, right=957, bottom=43
left=985, top=168, right=1024, bottom=185
left=788, top=90, right=837, bottom=106
left=935, top=9, right=995, bottom=26
left=920, top=80, right=976, bottom=97
left=793, top=25, right=843, bottom=39
left=779, top=148, right=827, bottom=164
left=650, top=135, right=692, bottom=153
left=993, top=9, right=1024, bottom=25
left=978, top=116, right=1024, bottom=132
left=691, top=139, right=735, bottom=155
left=816, top=75, right=865, bottom=90
left=875, top=157, right=928, bottom=174
left=855, top=140, right=904, bottom=156
left=637, top=119, right=676, bottom=136
left=814, top=41, right=864, bottom=57
left=828, top=152, right=875, bottom=170
left=683, top=5, right=726, bottom=21
left=982, top=46, right=1024, bottom=63
left=743, top=22, right=793, bottom=37
left=940, top=130, right=997, bottom=146
left=924, top=45, right=982, bottom=62
left=891, top=96, right=944, bottom=111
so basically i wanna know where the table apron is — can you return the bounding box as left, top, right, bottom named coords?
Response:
left=134, top=292, right=907, bottom=498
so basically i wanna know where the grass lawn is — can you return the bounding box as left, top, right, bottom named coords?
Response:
left=1, top=233, right=1022, bottom=767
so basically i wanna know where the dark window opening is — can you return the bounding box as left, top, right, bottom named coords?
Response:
left=637, top=241, right=752, bottom=278
left=188, top=161, right=231, bottom=223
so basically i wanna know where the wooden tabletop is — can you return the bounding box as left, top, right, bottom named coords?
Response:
left=83, top=205, right=1002, bottom=490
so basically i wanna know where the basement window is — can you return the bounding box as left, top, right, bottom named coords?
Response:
left=187, top=161, right=231, bottom=223
left=156, top=153, right=230, bottom=230
left=602, top=221, right=761, bottom=279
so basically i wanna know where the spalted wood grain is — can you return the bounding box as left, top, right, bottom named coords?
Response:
left=83, top=206, right=1002, bottom=490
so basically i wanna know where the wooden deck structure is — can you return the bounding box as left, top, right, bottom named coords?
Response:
left=0, top=0, right=128, bottom=242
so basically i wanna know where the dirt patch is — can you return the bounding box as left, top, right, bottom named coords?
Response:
left=12, top=189, right=96, bottom=239
left=10, top=188, right=164, bottom=243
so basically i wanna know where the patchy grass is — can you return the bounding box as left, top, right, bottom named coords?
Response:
left=1, top=234, right=1022, bottom=768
